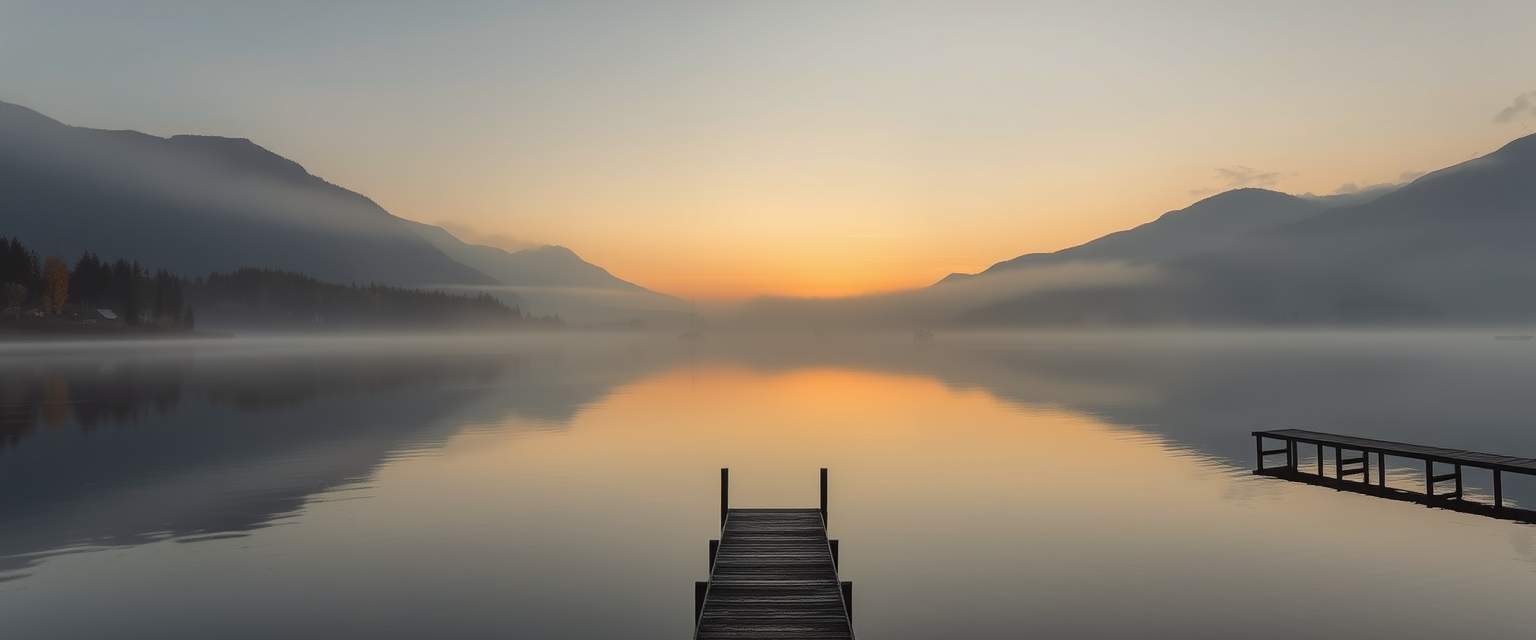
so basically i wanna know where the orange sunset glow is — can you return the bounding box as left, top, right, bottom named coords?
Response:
left=10, top=3, right=1534, bottom=300
left=12, top=3, right=1536, bottom=639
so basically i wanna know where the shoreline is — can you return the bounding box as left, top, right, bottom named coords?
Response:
left=0, top=323, right=230, bottom=341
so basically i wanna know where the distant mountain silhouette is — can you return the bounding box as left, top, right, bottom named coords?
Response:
left=1200, top=133, right=1536, bottom=322
left=406, top=219, right=691, bottom=325
left=0, top=100, right=646, bottom=295
left=409, top=222, right=646, bottom=291
left=0, top=101, right=486, bottom=286
left=940, top=188, right=1327, bottom=284
left=953, top=132, right=1536, bottom=325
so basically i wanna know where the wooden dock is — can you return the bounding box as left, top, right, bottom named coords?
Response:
left=1253, top=428, right=1536, bottom=522
left=694, top=468, right=854, bottom=639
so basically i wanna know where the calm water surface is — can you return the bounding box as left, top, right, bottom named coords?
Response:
left=3, top=331, right=1536, bottom=638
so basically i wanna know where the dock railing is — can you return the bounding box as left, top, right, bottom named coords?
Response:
left=1253, top=428, right=1536, bottom=522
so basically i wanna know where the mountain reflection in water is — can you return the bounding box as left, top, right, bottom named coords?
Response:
left=3, top=332, right=1536, bottom=639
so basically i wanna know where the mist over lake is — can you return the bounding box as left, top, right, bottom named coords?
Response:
left=4, top=331, right=1536, bottom=639
left=7, top=5, right=1536, bottom=635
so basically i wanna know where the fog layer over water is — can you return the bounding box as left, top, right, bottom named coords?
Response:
left=3, top=331, right=1536, bottom=638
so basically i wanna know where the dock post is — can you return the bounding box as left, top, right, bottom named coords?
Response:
left=820, top=467, right=829, bottom=526
left=1253, top=430, right=1534, bottom=522
left=840, top=581, right=853, bottom=622
left=720, top=468, right=729, bottom=528
left=695, top=468, right=853, bottom=637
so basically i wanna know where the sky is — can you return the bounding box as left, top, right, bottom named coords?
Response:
left=3, top=1, right=1536, bottom=299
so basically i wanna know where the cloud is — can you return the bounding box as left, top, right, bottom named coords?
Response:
left=1299, top=171, right=1420, bottom=201
left=1493, top=90, right=1536, bottom=123
left=437, top=220, right=535, bottom=252
left=1329, top=179, right=1408, bottom=195
left=1189, top=165, right=1288, bottom=197
left=1214, top=165, right=1283, bottom=188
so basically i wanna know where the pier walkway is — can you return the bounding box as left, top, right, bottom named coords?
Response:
left=694, top=469, right=854, bottom=640
left=1253, top=428, right=1536, bottom=521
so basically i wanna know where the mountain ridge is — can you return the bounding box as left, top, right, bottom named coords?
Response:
left=939, top=187, right=1328, bottom=285
left=953, top=130, right=1536, bottom=325
left=0, top=99, right=653, bottom=306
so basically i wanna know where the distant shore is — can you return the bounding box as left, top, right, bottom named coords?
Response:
left=0, top=319, right=229, bottom=341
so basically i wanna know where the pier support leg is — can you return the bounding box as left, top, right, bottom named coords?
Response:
left=840, top=581, right=853, bottom=622
left=1334, top=447, right=1343, bottom=481
left=1316, top=443, right=1323, bottom=476
left=1454, top=464, right=1463, bottom=500
left=1495, top=470, right=1504, bottom=509
left=1425, top=459, right=1433, bottom=496
left=1362, top=451, right=1370, bottom=484
left=695, top=581, right=709, bottom=625
left=1254, top=436, right=1263, bottom=472
left=1377, top=452, right=1385, bottom=486
left=820, top=467, right=829, bottom=526
left=720, top=468, right=729, bottom=528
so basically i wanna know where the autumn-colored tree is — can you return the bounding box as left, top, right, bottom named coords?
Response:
left=41, top=256, right=69, bottom=314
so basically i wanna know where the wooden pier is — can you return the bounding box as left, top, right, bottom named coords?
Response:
left=694, top=468, right=854, bottom=639
left=1253, top=428, right=1536, bottom=522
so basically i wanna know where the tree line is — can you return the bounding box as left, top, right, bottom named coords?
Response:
left=196, top=268, right=554, bottom=329
left=1, top=236, right=557, bottom=331
left=1, top=236, right=189, bottom=327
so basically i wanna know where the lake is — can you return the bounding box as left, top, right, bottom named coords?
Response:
left=3, top=331, right=1536, bottom=638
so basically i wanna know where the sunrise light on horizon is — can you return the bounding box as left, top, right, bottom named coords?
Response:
left=5, top=1, right=1536, bottom=299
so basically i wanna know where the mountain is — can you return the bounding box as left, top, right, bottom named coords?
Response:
left=409, top=222, right=644, bottom=291
left=954, top=132, right=1536, bottom=325
left=940, top=188, right=1327, bottom=284
left=405, top=220, right=689, bottom=325
left=0, top=100, right=654, bottom=308
left=410, top=221, right=687, bottom=325
left=1209, top=132, right=1536, bottom=322
left=0, top=100, right=494, bottom=287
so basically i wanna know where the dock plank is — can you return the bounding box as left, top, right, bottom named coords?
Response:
left=696, top=508, right=852, bottom=640
left=1252, top=429, right=1536, bottom=523
left=1256, top=428, right=1536, bottom=472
